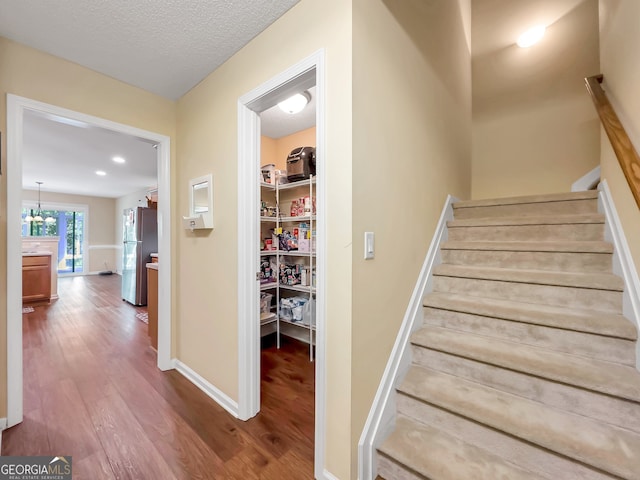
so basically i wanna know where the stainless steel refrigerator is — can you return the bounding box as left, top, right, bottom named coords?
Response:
left=122, top=207, right=158, bottom=305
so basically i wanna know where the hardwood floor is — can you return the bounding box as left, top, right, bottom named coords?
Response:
left=4, top=275, right=315, bottom=479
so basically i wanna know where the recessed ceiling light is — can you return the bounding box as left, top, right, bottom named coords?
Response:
left=517, top=25, right=546, bottom=48
left=96, top=170, right=107, bottom=176
left=113, top=156, right=126, bottom=163
left=278, top=92, right=311, bottom=114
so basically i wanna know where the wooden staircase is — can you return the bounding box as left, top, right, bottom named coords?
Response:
left=377, top=191, right=640, bottom=480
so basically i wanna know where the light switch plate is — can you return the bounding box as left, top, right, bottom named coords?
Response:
left=364, top=232, right=374, bottom=259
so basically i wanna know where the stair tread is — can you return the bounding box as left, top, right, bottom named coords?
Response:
left=378, top=415, right=546, bottom=480
left=411, top=325, right=640, bottom=402
left=453, top=191, right=598, bottom=210
left=442, top=240, right=613, bottom=253
left=433, top=264, right=624, bottom=291
left=398, top=366, right=640, bottom=480
left=448, top=213, right=605, bottom=227
left=423, top=292, right=637, bottom=339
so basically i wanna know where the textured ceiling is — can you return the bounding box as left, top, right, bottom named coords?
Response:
left=0, top=0, right=300, bottom=100
left=5, top=0, right=308, bottom=197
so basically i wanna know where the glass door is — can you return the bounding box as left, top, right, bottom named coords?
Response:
left=22, top=207, right=86, bottom=275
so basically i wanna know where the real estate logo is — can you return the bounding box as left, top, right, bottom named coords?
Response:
left=0, top=456, right=72, bottom=480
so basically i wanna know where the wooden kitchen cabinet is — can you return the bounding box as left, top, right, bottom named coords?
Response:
left=22, top=255, right=52, bottom=304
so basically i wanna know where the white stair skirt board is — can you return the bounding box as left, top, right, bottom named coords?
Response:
left=598, top=180, right=640, bottom=370
left=173, top=360, right=239, bottom=418
left=572, top=165, right=601, bottom=192
left=358, top=195, right=457, bottom=480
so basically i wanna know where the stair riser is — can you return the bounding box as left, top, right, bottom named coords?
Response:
left=423, top=307, right=636, bottom=365
left=396, top=393, right=617, bottom=480
left=433, top=276, right=622, bottom=312
left=411, top=346, right=640, bottom=433
left=453, top=199, right=598, bottom=219
left=441, top=250, right=612, bottom=273
left=423, top=294, right=639, bottom=339
left=448, top=223, right=604, bottom=242
left=377, top=455, right=421, bottom=480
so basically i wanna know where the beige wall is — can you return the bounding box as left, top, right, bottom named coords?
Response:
left=261, top=127, right=317, bottom=170
left=260, top=135, right=278, bottom=171
left=599, top=0, right=640, bottom=275
left=472, top=0, right=601, bottom=199
left=0, top=36, right=176, bottom=419
left=176, top=0, right=352, bottom=476
left=22, top=190, right=117, bottom=273
left=352, top=0, right=471, bottom=478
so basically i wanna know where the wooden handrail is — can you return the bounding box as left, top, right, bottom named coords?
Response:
left=585, top=74, right=640, bottom=208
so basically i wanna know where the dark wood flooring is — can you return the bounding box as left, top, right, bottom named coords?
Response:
left=3, top=275, right=315, bottom=479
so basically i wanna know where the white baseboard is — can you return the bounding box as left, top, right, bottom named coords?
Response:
left=321, top=469, right=340, bottom=480
left=174, top=359, right=240, bottom=418
left=357, top=195, right=457, bottom=480
left=598, top=180, right=640, bottom=370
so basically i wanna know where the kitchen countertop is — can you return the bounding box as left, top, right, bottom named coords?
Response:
left=146, top=263, right=158, bottom=270
left=22, top=251, right=52, bottom=256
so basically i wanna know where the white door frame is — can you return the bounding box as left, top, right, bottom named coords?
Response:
left=6, top=95, right=173, bottom=428
left=237, top=49, right=327, bottom=479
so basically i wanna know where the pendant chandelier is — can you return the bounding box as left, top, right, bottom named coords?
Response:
left=25, top=181, right=55, bottom=224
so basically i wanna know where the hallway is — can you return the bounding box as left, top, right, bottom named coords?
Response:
left=3, top=275, right=315, bottom=479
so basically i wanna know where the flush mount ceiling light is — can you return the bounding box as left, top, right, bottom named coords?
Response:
left=96, top=170, right=107, bottom=176
left=112, top=156, right=126, bottom=163
left=24, top=181, right=55, bottom=224
left=278, top=91, right=311, bottom=114
left=517, top=25, right=546, bottom=48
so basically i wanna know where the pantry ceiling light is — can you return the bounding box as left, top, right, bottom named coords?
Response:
left=96, top=170, right=107, bottom=176
left=517, top=25, right=546, bottom=48
left=112, top=156, right=126, bottom=163
left=278, top=91, right=311, bottom=114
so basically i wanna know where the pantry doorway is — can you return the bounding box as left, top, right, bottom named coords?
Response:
left=237, top=50, right=326, bottom=479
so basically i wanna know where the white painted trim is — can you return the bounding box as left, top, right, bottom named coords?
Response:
left=6, top=95, right=173, bottom=428
left=7, top=94, right=24, bottom=428
left=174, top=360, right=239, bottom=418
left=313, top=50, right=328, bottom=480
left=357, top=195, right=457, bottom=480
left=571, top=165, right=601, bottom=192
left=237, top=100, right=261, bottom=421
left=598, top=180, right=640, bottom=370
left=236, top=49, right=327, bottom=478
left=321, top=469, right=340, bottom=480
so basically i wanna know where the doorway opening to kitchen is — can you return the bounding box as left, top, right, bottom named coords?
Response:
left=237, top=50, right=326, bottom=478
left=6, top=95, right=173, bottom=428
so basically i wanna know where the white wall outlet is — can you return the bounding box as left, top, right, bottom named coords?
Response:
left=364, top=232, right=375, bottom=260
